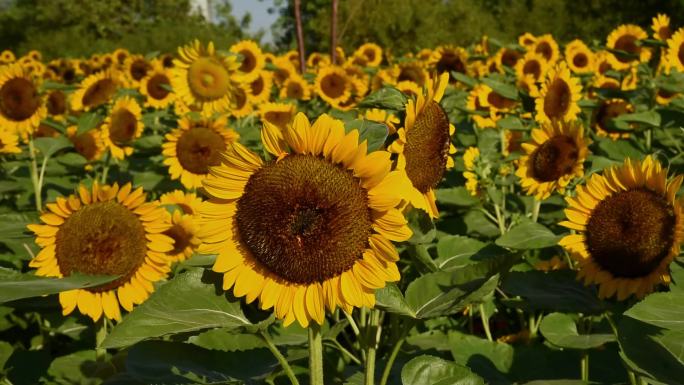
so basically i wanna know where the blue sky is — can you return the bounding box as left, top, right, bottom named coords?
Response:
left=230, top=0, right=279, bottom=44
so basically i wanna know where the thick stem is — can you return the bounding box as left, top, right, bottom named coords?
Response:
left=493, top=204, right=506, bottom=235
left=28, top=137, right=42, bottom=211
left=531, top=199, right=541, bottom=223
left=260, top=331, right=300, bottom=385
left=95, top=318, right=107, bottom=362
left=100, top=150, right=111, bottom=184
left=308, top=324, right=324, bottom=385
left=645, top=128, right=652, bottom=152
left=379, top=320, right=412, bottom=385
left=364, top=309, right=381, bottom=385
left=330, top=0, right=339, bottom=63
left=293, top=0, right=306, bottom=74
left=480, top=303, right=493, bottom=342
left=580, top=351, right=589, bottom=382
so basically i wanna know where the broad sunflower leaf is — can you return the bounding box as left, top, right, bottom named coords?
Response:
left=482, top=78, right=519, bottom=100
left=435, top=236, right=508, bottom=272
left=75, top=111, right=103, bottom=135
left=448, top=332, right=513, bottom=383
left=357, top=86, right=407, bottom=110
left=614, top=110, right=661, bottom=128
left=596, top=137, right=644, bottom=161
left=435, top=187, right=479, bottom=207
left=401, top=355, right=484, bottom=385
left=33, top=136, right=72, bottom=158
left=0, top=341, right=12, bottom=372
left=406, top=208, right=436, bottom=244
left=496, top=116, right=526, bottom=131
left=46, top=350, right=107, bottom=385
left=0, top=268, right=118, bottom=304
left=539, top=312, right=615, bottom=349
left=495, top=222, right=561, bottom=250
left=374, top=283, right=417, bottom=318
left=102, top=268, right=251, bottom=349
left=344, top=119, right=389, bottom=152
left=624, top=292, right=684, bottom=330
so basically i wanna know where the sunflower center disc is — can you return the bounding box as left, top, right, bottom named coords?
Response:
left=239, top=50, right=256, bottom=73
left=0, top=78, right=41, bottom=121
left=586, top=189, right=676, bottom=278
left=321, top=73, right=346, bottom=99
left=573, top=53, right=588, bottom=68
left=523, top=60, right=541, bottom=79
left=55, top=200, right=147, bottom=292
left=265, top=111, right=292, bottom=128
left=130, top=60, right=149, bottom=81
left=235, top=154, right=372, bottom=284
left=188, top=57, right=231, bottom=99
left=109, top=109, right=137, bottom=144
left=403, top=101, right=451, bottom=193
left=678, top=42, right=684, bottom=66
left=543, top=79, right=571, bottom=119
left=176, top=127, right=226, bottom=174
left=147, top=74, right=171, bottom=100
left=72, top=131, right=100, bottom=160
left=47, top=90, right=67, bottom=116
left=596, top=100, right=630, bottom=132
left=614, top=35, right=639, bottom=63
left=82, top=78, right=117, bottom=109
left=164, top=223, right=192, bottom=256
left=535, top=42, right=553, bottom=61
left=436, top=52, right=466, bottom=75
left=530, top=135, right=579, bottom=182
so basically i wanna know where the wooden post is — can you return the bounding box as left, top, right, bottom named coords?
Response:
left=294, top=0, right=306, bottom=74
left=330, top=0, right=339, bottom=64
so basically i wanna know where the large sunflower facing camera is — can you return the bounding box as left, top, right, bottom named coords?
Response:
left=198, top=113, right=412, bottom=327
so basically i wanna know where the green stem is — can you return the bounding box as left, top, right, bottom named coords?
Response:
left=28, top=137, right=42, bottom=211
left=308, top=324, right=324, bottom=385
left=95, top=318, right=107, bottom=362
left=645, top=128, right=652, bottom=152
left=260, top=331, right=300, bottom=385
left=493, top=203, right=506, bottom=235
left=580, top=351, right=589, bottom=382
left=627, top=370, right=637, bottom=385
left=100, top=150, right=111, bottom=184
left=379, top=323, right=410, bottom=385
left=531, top=199, right=541, bottom=223
left=480, top=303, right=493, bottom=342
left=365, top=309, right=381, bottom=385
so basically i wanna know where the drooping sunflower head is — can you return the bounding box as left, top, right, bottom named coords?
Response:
left=171, top=40, right=240, bottom=114
left=606, top=24, right=651, bottom=70
left=280, top=74, right=311, bottom=101
left=139, top=62, right=174, bottom=109
left=515, top=120, right=591, bottom=200
left=230, top=40, right=265, bottom=83
left=259, top=102, right=296, bottom=131
left=314, top=65, right=352, bottom=107
left=533, top=62, right=582, bottom=124
left=533, top=34, right=560, bottom=64
left=564, top=40, right=595, bottom=74
left=249, top=71, right=273, bottom=104
left=162, top=114, right=240, bottom=189
left=388, top=72, right=456, bottom=218
left=198, top=112, right=412, bottom=327
left=429, top=46, right=469, bottom=81
left=71, top=70, right=121, bottom=112
left=101, top=96, right=143, bottom=160
left=515, top=51, right=549, bottom=82
left=27, top=183, right=174, bottom=321
left=652, top=14, right=672, bottom=41
left=354, top=43, right=383, bottom=67
left=0, top=63, right=46, bottom=138
left=559, top=156, right=684, bottom=300
left=666, top=28, right=684, bottom=73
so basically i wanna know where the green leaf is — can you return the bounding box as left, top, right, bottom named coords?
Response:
left=401, top=355, right=484, bottom=385
left=46, top=350, right=107, bottom=384
left=435, top=236, right=508, bottom=271
left=357, top=86, right=407, bottom=110
left=496, top=116, right=525, bottom=131
left=624, top=292, right=684, bottom=330
left=189, top=328, right=267, bottom=352
left=0, top=212, right=38, bottom=241
left=125, top=340, right=278, bottom=385
left=448, top=332, right=513, bottom=381
left=482, top=78, right=518, bottom=100
left=435, top=187, right=479, bottom=206
left=597, top=138, right=644, bottom=161
left=133, top=134, right=164, bottom=150
left=33, top=136, right=72, bottom=158
left=344, top=119, right=389, bottom=152
left=656, top=71, right=684, bottom=94
left=451, top=72, right=478, bottom=88
left=405, top=272, right=499, bottom=319
left=406, top=208, right=436, bottom=244
left=0, top=268, right=118, bottom=304
left=614, top=110, right=661, bottom=128
left=76, top=111, right=103, bottom=135
left=375, top=283, right=416, bottom=318
left=495, top=222, right=561, bottom=249
left=540, top=313, right=615, bottom=349
left=102, top=268, right=251, bottom=349
left=0, top=341, right=12, bottom=372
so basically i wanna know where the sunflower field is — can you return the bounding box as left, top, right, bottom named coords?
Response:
left=1, top=10, right=684, bottom=385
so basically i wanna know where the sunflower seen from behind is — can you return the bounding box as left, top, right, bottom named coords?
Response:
left=516, top=120, right=590, bottom=200
left=101, top=96, right=143, bottom=160
left=198, top=113, right=412, bottom=327
left=0, top=63, right=46, bottom=139
left=559, top=156, right=684, bottom=300
left=388, top=72, right=456, bottom=218
left=27, top=183, right=174, bottom=321
left=162, top=114, right=239, bottom=189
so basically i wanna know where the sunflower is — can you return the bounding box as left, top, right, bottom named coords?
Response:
left=46, top=90, right=68, bottom=118
left=655, top=88, right=678, bottom=105
left=362, top=109, right=400, bottom=134
left=112, top=48, right=130, bottom=68
left=394, top=61, right=428, bottom=86
left=280, top=74, right=311, bottom=101
left=593, top=51, right=614, bottom=75
left=66, top=126, right=105, bottom=162
left=162, top=115, right=240, bottom=189
left=429, top=46, right=469, bottom=81
left=314, top=66, right=351, bottom=107
left=515, top=120, right=590, bottom=200
left=171, top=40, right=240, bottom=114
left=652, top=14, right=672, bottom=41
left=606, top=25, right=651, bottom=71
left=533, top=35, right=560, bottom=64
left=495, top=48, right=522, bottom=70
left=0, top=129, right=22, bottom=154
left=343, top=64, right=370, bottom=97
left=388, top=72, right=456, bottom=218
left=259, top=102, right=296, bottom=130
left=354, top=43, right=383, bottom=67
left=589, top=75, right=620, bottom=98
left=371, top=68, right=399, bottom=91
left=516, top=74, right=539, bottom=95
left=139, top=62, right=175, bottom=109
left=307, top=52, right=331, bottom=69
left=564, top=40, right=595, bottom=74
left=124, top=55, right=151, bottom=87
left=463, top=147, right=481, bottom=197
left=621, top=67, right=639, bottom=91
left=466, top=85, right=496, bottom=129
left=0, top=63, right=46, bottom=139
left=162, top=210, right=201, bottom=262
left=231, top=83, right=253, bottom=118
left=27, top=183, right=174, bottom=321
left=533, top=62, right=582, bottom=124
left=71, top=70, right=121, bottom=112
left=198, top=112, right=412, bottom=327
left=159, top=190, right=203, bottom=217
left=515, top=51, right=549, bottom=82
left=518, top=33, right=537, bottom=49
left=666, top=28, right=684, bottom=72
left=396, top=80, right=422, bottom=99
left=593, top=98, right=634, bottom=140
left=0, top=50, right=15, bottom=64
left=477, top=84, right=518, bottom=115
left=249, top=71, right=273, bottom=104
left=230, top=40, right=265, bottom=83
left=101, top=97, right=143, bottom=160
left=272, top=57, right=297, bottom=86
left=559, top=156, right=684, bottom=300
